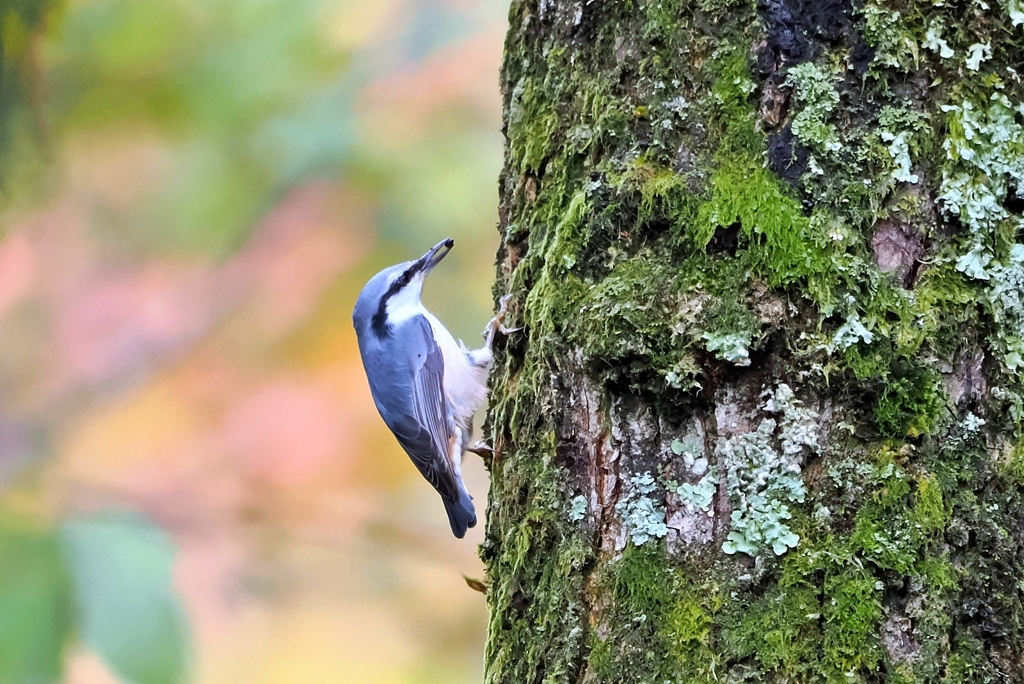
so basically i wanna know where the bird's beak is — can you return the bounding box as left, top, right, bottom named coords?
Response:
left=419, top=238, right=454, bottom=274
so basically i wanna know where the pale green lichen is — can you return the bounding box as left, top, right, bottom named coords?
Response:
left=940, top=93, right=1024, bottom=251
left=875, top=368, right=944, bottom=438
left=766, top=384, right=821, bottom=456
left=994, top=385, right=1024, bottom=425
left=670, top=436, right=702, bottom=459
left=569, top=495, right=588, bottom=522
left=720, top=385, right=815, bottom=557
left=616, top=472, right=669, bottom=546
left=1000, top=0, right=1024, bottom=25
left=987, top=244, right=1024, bottom=370
left=938, top=92, right=1024, bottom=371
left=922, top=23, right=955, bottom=59
left=955, top=246, right=994, bottom=281
left=831, top=312, right=875, bottom=351
left=860, top=3, right=916, bottom=70
left=702, top=331, right=752, bottom=366
left=664, top=362, right=702, bottom=391
left=876, top=105, right=930, bottom=186
left=675, top=467, right=718, bottom=513
left=786, top=62, right=842, bottom=156
left=962, top=412, right=987, bottom=433
left=965, top=42, right=993, bottom=71
left=881, top=131, right=919, bottom=184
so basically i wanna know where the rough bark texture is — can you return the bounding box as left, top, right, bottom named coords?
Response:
left=481, top=1, right=1024, bottom=682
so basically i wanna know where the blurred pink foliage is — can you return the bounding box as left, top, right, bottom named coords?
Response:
left=0, top=232, right=36, bottom=322
left=361, top=25, right=505, bottom=129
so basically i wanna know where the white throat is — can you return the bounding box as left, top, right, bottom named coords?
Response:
left=385, top=275, right=426, bottom=325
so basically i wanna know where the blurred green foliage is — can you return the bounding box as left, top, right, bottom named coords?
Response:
left=0, top=514, right=187, bottom=684
left=48, top=0, right=351, bottom=254
left=0, top=522, right=71, bottom=684
left=63, top=515, right=190, bottom=684
left=0, top=0, right=60, bottom=178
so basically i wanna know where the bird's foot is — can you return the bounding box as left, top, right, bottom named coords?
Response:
left=467, top=440, right=494, bottom=457
left=483, top=293, right=522, bottom=343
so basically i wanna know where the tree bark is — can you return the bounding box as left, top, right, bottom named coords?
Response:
left=481, top=1, right=1024, bottom=682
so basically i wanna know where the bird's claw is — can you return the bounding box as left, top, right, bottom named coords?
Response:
left=497, top=293, right=513, bottom=313
left=483, top=294, right=520, bottom=341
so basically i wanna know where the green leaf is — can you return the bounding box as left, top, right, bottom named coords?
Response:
left=61, top=513, right=189, bottom=684
left=0, top=522, right=72, bottom=684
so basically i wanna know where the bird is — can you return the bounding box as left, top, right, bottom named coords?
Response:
left=352, top=238, right=512, bottom=538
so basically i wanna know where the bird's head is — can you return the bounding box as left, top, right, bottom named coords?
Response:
left=353, top=238, right=454, bottom=338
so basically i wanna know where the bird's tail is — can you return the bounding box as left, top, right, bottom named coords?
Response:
left=443, top=488, right=477, bottom=539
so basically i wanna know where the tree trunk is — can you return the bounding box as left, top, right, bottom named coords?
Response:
left=481, top=1, right=1024, bottom=682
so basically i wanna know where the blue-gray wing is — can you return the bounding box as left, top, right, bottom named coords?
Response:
left=389, top=316, right=460, bottom=502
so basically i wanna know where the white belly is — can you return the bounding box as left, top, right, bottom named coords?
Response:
left=424, top=312, right=491, bottom=424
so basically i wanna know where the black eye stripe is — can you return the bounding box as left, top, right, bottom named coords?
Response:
left=371, top=265, right=419, bottom=337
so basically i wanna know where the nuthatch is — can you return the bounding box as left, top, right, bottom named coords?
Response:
left=352, top=239, right=511, bottom=538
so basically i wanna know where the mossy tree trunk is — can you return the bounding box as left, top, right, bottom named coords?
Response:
left=481, top=0, right=1024, bottom=682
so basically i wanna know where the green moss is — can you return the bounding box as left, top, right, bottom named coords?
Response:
left=482, top=420, right=593, bottom=682
left=848, top=449, right=950, bottom=576
left=684, top=51, right=836, bottom=288
left=565, top=249, right=768, bottom=388
left=586, top=634, right=615, bottom=679
left=916, top=555, right=958, bottom=593
left=842, top=344, right=892, bottom=381
left=822, top=569, right=883, bottom=677
left=873, top=365, right=943, bottom=438
left=516, top=184, right=593, bottom=346
left=665, top=586, right=721, bottom=683
left=943, top=633, right=999, bottom=684
left=620, top=157, right=699, bottom=229
left=613, top=543, right=673, bottom=616
left=911, top=473, right=947, bottom=533
left=666, top=588, right=715, bottom=653
left=723, top=583, right=821, bottom=676
left=693, top=157, right=827, bottom=286
left=1003, top=438, right=1024, bottom=486
left=586, top=544, right=675, bottom=682
left=589, top=547, right=727, bottom=684
left=710, top=50, right=760, bottom=156
left=506, top=74, right=561, bottom=173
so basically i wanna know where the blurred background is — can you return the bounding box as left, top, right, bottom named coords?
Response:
left=0, top=0, right=508, bottom=682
